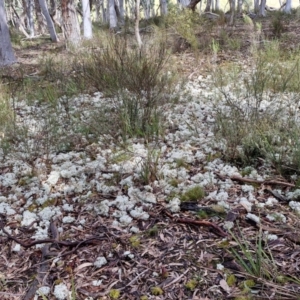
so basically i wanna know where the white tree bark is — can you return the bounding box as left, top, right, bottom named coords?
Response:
left=38, top=0, right=58, bottom=42
left=229, top=0, right=235, bottom=25
left=259, top=0, right=266, bottom=16
left=135, top=0, right=142, bottom=48
left=205, top=0, right=212, bottom=12
left=254, top=0, right=259, bottom=12
left=160, top=0, right=168, bottom=15
left=119, top=0, right=125, bottom=24
left=215, top=0, right=219, bottom=10
left=180, top=0, right=190, bottom=6
left=284, top=0, right=292, bottom=13
left=237, top=0, right=243, bottom=13
left=61, top=0, right=81, bottom=45
left=27, top=0, right=35, bottom=37
left=0, top=0, right=16, bottom=66
left=82, top=0, right=93, bottom=38
left=142, top=0, right=151, bottom=19
left=109, top=0, right=117, bottom=29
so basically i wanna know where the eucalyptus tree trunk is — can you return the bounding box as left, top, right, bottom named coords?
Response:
left=258, top=0, right=266, bottom=16
left=119, top=0, right=125, bottom=24
left=11, top=3, right=31, bottom=37
left=109, top=0, right=117, bottom=28
left=215, top=0, right=219, bottom=10
left=204, top=0, right=212, bottom=12
left=102, top=0, right=107, bottom=23
left=49, top=0, right=61, bottom=28
left=180, top=0, right=190, bottom=6
left=135, top=0, right=142, bottom=48
left=27, top=0, right=35, bottom=37
left=61, top=0, right=81, bottom=44
left=142, top=0, right=150, bottom=19
left=160, top=0, right=167, bottom=15
left=95, top=0, right=100, bottom=21
left=82, top=0, right=93, bottom=38
left=187, top=0, right=202, bottom=11
left=229, top=0, right=235, bottom=25
left=0, top=0, right=16, bottom=66
left=35, top=0, right=47, bottom=34
left=237, top=0, right=243, bottom=13
left=284, top=0, right=292, bottom=13
left=254, top=0, right=259, bottom=13
left=38, top=0, right=58, bottom=41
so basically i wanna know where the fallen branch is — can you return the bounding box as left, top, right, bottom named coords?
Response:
left=164, top=210, right=227, bottom=237
left=23, top=221, right=59, bottom=300
left=216, top=172, right=295, bottom=188
left=1, top=225, right=105, bottom=249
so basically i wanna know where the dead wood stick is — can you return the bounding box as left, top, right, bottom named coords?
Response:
left=1, top=225, right=105, bottom=249
left=164, top=210, right=227, bottom=237
left=216, top=172, right=295, bottom=188
left=230, top=175, right=295, bottom=188
left=23, top=221, right=59, bottom=300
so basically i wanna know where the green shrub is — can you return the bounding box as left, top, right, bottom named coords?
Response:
left=213, top=42, right=300, bottom=177
left=73, top=34, right=176, bottom=142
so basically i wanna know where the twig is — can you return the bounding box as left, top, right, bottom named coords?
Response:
left=1, top=225, right=105, bottom=249
left=162, top=268, right=189, bottom=288
left=216, top=172, right=295, bottom=188
left=164, top=210, right=227, bottom=237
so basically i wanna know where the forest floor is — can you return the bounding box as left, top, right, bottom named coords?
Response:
left=1, top=14, right=300, bottom=300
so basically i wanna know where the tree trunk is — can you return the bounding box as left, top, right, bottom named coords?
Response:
left=119, top=0, right=124, bottom=24
left=82, top=0, right=93, bottom=38
left=142, top=0, right=150, bottom=19
left=135, top=0, right=142, bottom=48
left=101, top=0, right=107, bottom=23
left=160, top=0, right=167, bottom=15
left=61, top=0, right=81, bottom=44
left=229, top=0, right=235, bottom=25
left=204, top=0, right=212, bottom=12
left=237, top=0, right=242, bottom=13
left=38, top=0, right=58, bottom=41
left=0, top=0, right=16, bottom=67
left=284, top=0, right=291, bottom=13
left=11, top=4, right=31, bottom=37
left=95, top=0, right=100, bottom=21
left=35, top=0, right=47, bottom=34
left=27, top=0, right=35, bottom=37
left=258, top=0, right=266, bottom=16
left=187, top=0, right=201, bottom=11
left=215, top=0, right=219, bottom=10
left=254, top=0, right=259, bottom=13
left=109, top=0, right=117, bottom=29
left=49, top=0, right=62, bottom=28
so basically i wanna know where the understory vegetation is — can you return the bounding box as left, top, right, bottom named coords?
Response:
left=2, top=9, right=300, bottom=300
